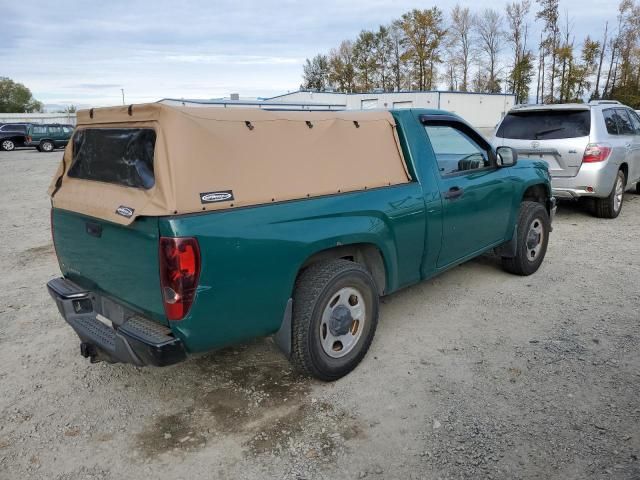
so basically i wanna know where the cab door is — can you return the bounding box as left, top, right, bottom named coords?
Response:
left=421, top=116, right=514, bottom=268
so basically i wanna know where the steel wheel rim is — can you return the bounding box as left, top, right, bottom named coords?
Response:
left=526, top=217, right=544, bottom=261
left=613, top=175, right=623, bottom=213
left=2, top=140, right=13, bottom=150
left=320, top=286, right=366, bottom=358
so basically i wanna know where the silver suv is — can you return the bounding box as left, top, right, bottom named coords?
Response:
left=492, top=100, right=640, bottom=218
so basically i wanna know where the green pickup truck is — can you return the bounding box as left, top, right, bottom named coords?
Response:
left=47, top=104, right=555, bottom=381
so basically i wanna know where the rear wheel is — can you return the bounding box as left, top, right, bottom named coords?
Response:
left=635, top=181, right=640, bottom=195
left=501, top=201, right=550, bottom=276
left=40, top=140, right=54, bottom=152
left=291, top=259, right=379, bottom=381
left=593, top=169, right=625, bottom=219
left=1, top=139, right=15, bottom=151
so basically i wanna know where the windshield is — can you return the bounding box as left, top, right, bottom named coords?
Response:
left=496, top=110, right=590, bottom=140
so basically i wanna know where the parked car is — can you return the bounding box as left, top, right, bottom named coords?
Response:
left=0, top=123, right=30, bottom=151
left=25, top=123, right=74, bottom=152
left=492, top=100, right=640, bottom=218
left=46, top=104, right=555, bottom=381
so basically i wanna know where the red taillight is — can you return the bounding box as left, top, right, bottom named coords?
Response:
left=583, top=143, right=612, bottom=163
left=159, top=237, right=201, bottom=321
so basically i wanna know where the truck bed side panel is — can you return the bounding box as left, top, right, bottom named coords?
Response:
left=160, top=184, right=426, bottom=353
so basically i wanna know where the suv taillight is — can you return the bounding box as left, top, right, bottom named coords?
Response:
left=159, top=237, right=201, bottom=321
left=583, top=143, right=612, bottom=163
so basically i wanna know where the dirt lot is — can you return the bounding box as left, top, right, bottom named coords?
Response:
left=0, top=149, right=638, bottom=480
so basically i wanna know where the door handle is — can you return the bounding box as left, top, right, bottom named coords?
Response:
left=444, top=186, right=464, bottom=200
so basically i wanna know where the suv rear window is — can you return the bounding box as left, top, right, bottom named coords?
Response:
left=496, top=110, right=591, bottom=140
left=68, top=128, right=156, bottom=189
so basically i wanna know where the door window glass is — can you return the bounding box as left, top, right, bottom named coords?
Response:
left=32, top=126, right=46, bottom=134
left=615, top=109, right=635, bottom=134
left=625, top=110, right=640, bottom=134
left=425, top=125, right=490, bottom=176
left=48, top=126, right=62, bottom=135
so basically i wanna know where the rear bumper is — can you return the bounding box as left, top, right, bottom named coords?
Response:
left=47, top=277, right=186, bottom=367
left=551, top=161, right=618, bottom=199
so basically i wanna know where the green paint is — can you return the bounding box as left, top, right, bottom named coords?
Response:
left=51, top=109, right=553, bottom=355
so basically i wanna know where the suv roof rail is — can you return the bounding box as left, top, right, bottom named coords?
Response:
left=588, top=100, right=621, bottom=105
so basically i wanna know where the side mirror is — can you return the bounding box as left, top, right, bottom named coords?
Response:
left=496, top=146, right=517, bottom=167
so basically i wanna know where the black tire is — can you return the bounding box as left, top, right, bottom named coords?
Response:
left=593, top=169, right=625, bottom=219
left=1, top=139, right=15, bottom=151
left=291, top=259, right=379, bottom=381
left=40, top=140, right=54, bottom=152
left=635, top=181, right=640, bottom=195
left=501, top=201, right=550, bottom=276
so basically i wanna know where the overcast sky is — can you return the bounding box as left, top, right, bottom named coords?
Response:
left=0, top=0, right=616, bottom=109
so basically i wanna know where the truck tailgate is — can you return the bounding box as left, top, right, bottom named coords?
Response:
left=52, top=208, right=166, bottom=325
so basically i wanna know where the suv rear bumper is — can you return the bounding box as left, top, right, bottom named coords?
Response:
left=47, top=277, right=186, bottom=367
left=551, top=161, right=618, bottom=199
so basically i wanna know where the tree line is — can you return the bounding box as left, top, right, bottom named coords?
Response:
left=302, top=0, right=640, bottom=107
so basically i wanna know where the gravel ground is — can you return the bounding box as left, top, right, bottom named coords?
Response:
left=0, top=149, right=638, bottom=480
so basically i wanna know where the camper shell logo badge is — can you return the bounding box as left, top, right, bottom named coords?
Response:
left=200, top=190, right=234, bottom=204
left=115, top=206, right=135, bottom=218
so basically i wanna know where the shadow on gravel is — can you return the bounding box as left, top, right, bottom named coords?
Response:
left=135, top=341, right=363, bottom=460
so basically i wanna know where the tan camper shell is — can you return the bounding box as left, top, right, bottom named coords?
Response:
left=49, top=103, right=411, bottom=225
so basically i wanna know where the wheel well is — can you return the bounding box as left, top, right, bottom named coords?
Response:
left=620, top=163, right=628, bottom=183
left=299, top=243, right=387, bottom=295
left=522, top=184, right=548, bottom=205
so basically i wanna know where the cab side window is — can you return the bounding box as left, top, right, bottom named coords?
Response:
left=32, top=126, right=46, bottom=134
left=425, top=125, right=490, bottom=176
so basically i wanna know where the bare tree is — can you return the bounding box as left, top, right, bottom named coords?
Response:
left=506, top=0, right=532, bottom=101
left=536, top=0, right=560, bottom=102
left=449, top=5, right=474, bottom=91
left=474, top=9, right=505, bottom=93
left=593, top=22, right=608, bottom=98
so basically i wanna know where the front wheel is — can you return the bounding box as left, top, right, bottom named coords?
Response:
left=594, top=169, right=625, bottom=219
left=291, top=259, right=379, bottom=381
left=1, top=139, right=15, bottom=151
left=501, top=201, right=550, bottom=276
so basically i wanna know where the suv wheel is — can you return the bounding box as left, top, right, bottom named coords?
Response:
left=1, top=139, right=15, bottom=151
left=501, top=201, right=550, bottom=276
left=40, top=140, right=54, bottom=152
left=291, top=259, right=379, bottom=381
left=636, top=181, right=640, bottom=195
left=594, top=170, right=625, bottom=219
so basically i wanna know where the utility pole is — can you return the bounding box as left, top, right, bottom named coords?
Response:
left=121, top=89, right=125, bottom=105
